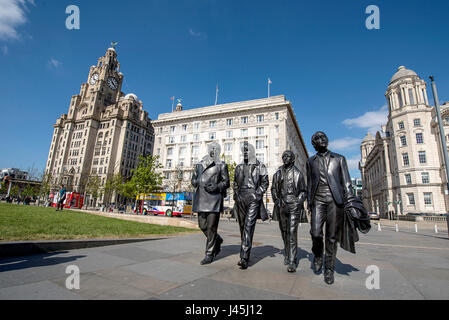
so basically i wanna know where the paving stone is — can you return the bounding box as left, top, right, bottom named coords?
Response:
left=0, top=280, right=82, bottom=300
left=158, top=278, right=297, bottom=300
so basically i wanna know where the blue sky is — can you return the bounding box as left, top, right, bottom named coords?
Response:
left=1, top=0, right=448, bottom=178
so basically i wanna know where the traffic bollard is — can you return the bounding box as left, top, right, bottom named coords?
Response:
left=395, top=223, right=399, bottom=232
left=414, top=223, right=418, bottom=233
left=435, top=224, right=438, bottom=234
left=377, top=223, right=381, bottom=231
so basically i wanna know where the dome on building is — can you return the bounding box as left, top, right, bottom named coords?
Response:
left=107, top=47, right=116, bottom=52
left=362, top=132, right=375, bottom=143
left=125, top=93, right=138, bottom=101
left=390, top=66, right=418, bottom=83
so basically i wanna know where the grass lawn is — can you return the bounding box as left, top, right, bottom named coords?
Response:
left=0, top=203, right=198, bottom=242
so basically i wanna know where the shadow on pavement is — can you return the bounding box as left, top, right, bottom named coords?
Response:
left=248, top=245, right=281, bottom=267
left=296, top=247, right=359, bottom=276
left=0, top=251, right=86, bottom=272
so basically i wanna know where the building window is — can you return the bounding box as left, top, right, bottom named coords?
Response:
left=241, top=129, right=248, bottom=137
left=170, top=126, right=175, bottom=133
left=405, top=174, right=412, bottom=185
left=414, top=118, right=421, bottom=127
left=209, top=132, right=216, bottom=140
left=407, top=193, right=415, bottom=205
left=275, top=112, right=279, bottom=120
left=275, top=138, right=279, bottom=147
left=179, top=158, right=185, bottom=167
left=400, top=136, right=407, bottom=146
left=210, top=121, right=216, bottom=128
left=192, top=145, right=199, bottom=155
left=225, top=143, right=232, bottom=152
left=416, top=133, right=423, bottom=144
left=179, top=146, right=186, bottom=156
left=275, top=125, right=279, bottom=133
left=257, top=115, right=264, bottom=123
left=418, top=151, right=426, bottom=164
left=421, top=172, right=430, bottom=184
left=226, top=119, right=233, bottom=126
left=193, top=134, right=199, bottom=141
left=256, top=140, right=265, bottom=149
left=194, top=122, right=200, bottom=131
left=256, top=127, right=264, bottom=135
left=168, top=136, right=175, bottom=143
left=182, top=124, right=188, bottom=131
left=408, top=88, right=415, bottom=105
left=402, top=153, right=409, bottom=166
left=398, top=92, right=404, bottom=108
left=424, top=193, right=432, bottom=205
left=398, top=121, right=405, bottom=130
left=226, top=131, right=233, bottom=138
left=421, top=89, right=426, bottom=103
left=241, top=116, right=248, bottom=124
left=166, top=159, right=172, bottom=168
left=181, top=135, right=187, bottom=142
left=167, top=147, right=173, bottom=156
left=165, top=172, right=171, bottom=179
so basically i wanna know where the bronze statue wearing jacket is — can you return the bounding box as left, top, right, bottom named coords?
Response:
left=233, top=142, right=269, bottom=269
left=271, top=150, right=307, bottom=273
left=306, top=131, right=354, bottom=284
left=192, top=142, right=230, bottom=265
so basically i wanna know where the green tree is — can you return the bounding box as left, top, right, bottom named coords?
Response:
left=22, top=185, right=38, bottom=198
left=221, top=154, right=237, bottom=191
left=103, top=173, right=124, bottom=205
left=38, top=173, right=53, bottom=206
left=130, top=155, right=164, bottom=194
left=10, top=185, right=20, bottom=198
left=122, top=180, right=137, bottom=200
left=85, top=175, right=103, bottom=208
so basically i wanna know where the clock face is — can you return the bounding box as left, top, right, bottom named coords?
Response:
left=107, top=77, right=118, bottom=90
left=90, top=73, right=99, bottom=85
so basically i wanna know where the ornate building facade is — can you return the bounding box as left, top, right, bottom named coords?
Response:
left=45, top=47, right=154, bottom=205
left=360, top=66, right=449, bottom=217
left=151, top=95, right=309, bottom=211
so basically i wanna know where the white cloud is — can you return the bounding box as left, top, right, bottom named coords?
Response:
left=329, top=137, right=362, bottom=151
left=48, top=57, right=61, bottom=68
left=1, top=45, right=7, bottom=54
left=0, top=0, right=35, bottom=40
left=188, top=28, right=207, bottom=39
left=346, top=155, right=361, bottom=171
left=342, top=105, right=388, bottom=134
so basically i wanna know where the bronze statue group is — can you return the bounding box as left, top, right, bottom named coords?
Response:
left=191, top=132, right=371, bottom=285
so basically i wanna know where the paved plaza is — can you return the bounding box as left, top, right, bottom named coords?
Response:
left=0, top=218, right=448, bottom=300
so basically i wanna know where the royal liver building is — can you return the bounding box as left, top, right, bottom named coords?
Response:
left=45, top=47, right=154, bottom=204
left=360, top=66, right=449, bottom=217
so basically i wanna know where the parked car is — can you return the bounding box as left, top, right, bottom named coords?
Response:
left=368, top=212, right=380, bottom=220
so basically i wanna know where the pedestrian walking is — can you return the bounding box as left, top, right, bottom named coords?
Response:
left=56, top=185, right=66, bottom=211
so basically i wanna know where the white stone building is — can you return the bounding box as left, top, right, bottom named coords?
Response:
left=360, top=66, right=449, bottom=216
left=151, top=95, right=309, bottom=211
left=45, top=47, right=154, bottom=205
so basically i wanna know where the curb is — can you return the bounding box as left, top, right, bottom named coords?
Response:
left=0, top=237, right=164, bottom=259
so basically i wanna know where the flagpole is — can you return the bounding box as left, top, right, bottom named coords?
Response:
left=268, top=79, right=270, bottom=98
left=215, top=83, right=218, bottom=106
left=171, top=97, right=175, bottom=112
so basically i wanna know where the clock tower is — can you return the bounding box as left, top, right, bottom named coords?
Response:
left=45, top=46, right=154, bottom=207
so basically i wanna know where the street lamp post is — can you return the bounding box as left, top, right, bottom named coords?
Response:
left=429, top=76, right=449, bottom=237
